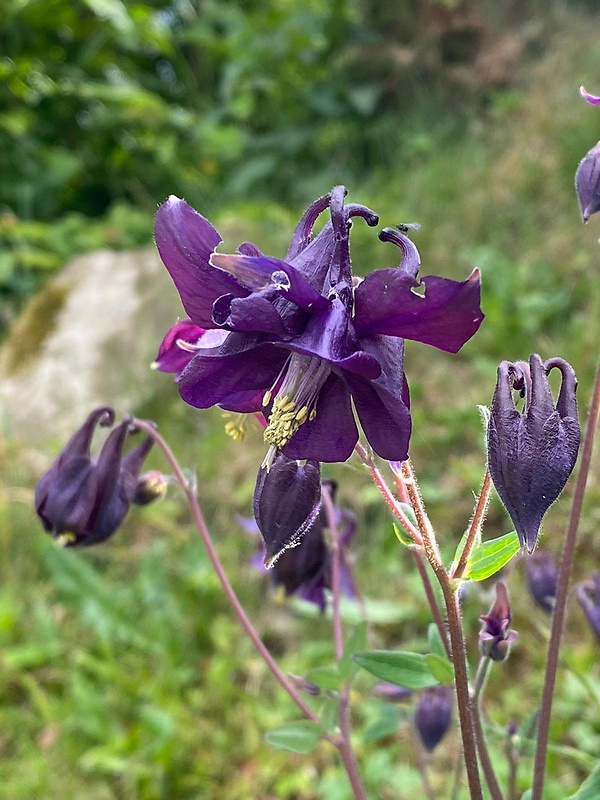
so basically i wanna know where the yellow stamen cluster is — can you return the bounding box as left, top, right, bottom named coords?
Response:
left=222, top=413, right=247, bottom=441
left=263, top=393, right=314, bottom=450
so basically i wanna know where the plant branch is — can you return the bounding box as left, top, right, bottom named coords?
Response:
left=452, top=469, right=493, bottom=579
left=131, top=419, right=321, bottom=724
left=531, top=359, right=600, bottom=800
left=471, top=657, right=504, bottom=800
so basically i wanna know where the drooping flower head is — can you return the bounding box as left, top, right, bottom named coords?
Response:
left=414, top=686, right=453, bottom=752
left=487, top=354, right=580, bottom=553
left=35, top=407, right=154, bottom=546
left=244, top=475, right=357, bottom=611
left=525, top=550, right=558, bottom=614
left=479, top=582, right=518, bottom=662
left=576, top=572, right=600, bottom=642
left=154, top=187, right=483, bottom=468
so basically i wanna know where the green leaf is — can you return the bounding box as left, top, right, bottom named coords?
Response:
left=427, top=623, right=447, bottom=659
left=521, top=792, right=532, bottom=800
left=363, top=704, right=401, bottom=743
left=392, top=503, right=419, bottom=546
left=425, top=653, right=454, bottom=684
left=304, top=666, right=341, bottom=691
left=566, top=761, right=600, bottom=798
left=463, top=531, right=520, bottom=581
left=320, top=697, right=340, bottom=735
left=340, top=622, right=368, bottom=682
left=265, top=721, right=322, bottom=755
left=353, top=650, right=440, bottom=689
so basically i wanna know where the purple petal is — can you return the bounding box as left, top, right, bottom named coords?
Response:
left=178, top=342, right=286, bottom=409
left=289, top=299, right=381, bottom=379
left=37, top=458, right=98, bottom=534
left=210, top=253, right=330, bottom=312
left=353, top=268, right=483, bottom=353
left=155, top=197, right=247, bottom=327
left=212, top=291, right=288, bottom=336
left=580, top=85, right=600, bottom=105
left=282, top=374, right=359, bottom=462
left=575, top=141, right=600, bottom=223
left=238, top=241, right=264, bottom=257
left=153, top=320, right=206, bottom=373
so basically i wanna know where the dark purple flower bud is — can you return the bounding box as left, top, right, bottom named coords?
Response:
left=487, top=354, right=580, bottom=553
left=132, top=470, right=168, bottom=506
left=576, top=573, right=600, bottom=642
left=525, top=551, right=558, bottom=613
left=479, top=582, right=518, bottom=662
left=414, top=686, right=453, bottom=751
left=253, top=452, right=322, bottom=567
left=575, top=141, right=600, bottom=223
left=35, top=407, right=154, bottom=546
left=288, top=674, right=321, bottom=696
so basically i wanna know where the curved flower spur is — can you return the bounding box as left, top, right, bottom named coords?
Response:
left=487, top=354, right=580, bottom=553
left=155, top=186, right=484, bottom=467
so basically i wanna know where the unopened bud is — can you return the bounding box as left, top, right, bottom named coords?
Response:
left=414, top=686, right=453, bottom=751
left=132, top=470, right=168, bottom=506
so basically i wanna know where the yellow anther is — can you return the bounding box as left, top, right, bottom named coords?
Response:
left=262, top=390, right=271, bottom=406
left=309, top=409, right=317, bottom=421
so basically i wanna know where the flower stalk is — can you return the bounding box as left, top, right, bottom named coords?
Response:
left=531, top=359, right=600, bottom=800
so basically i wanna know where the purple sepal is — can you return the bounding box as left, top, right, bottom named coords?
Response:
left=479, top=582, right=518, bottom=662
left=580, top=85, right=600, bottom=106
left=153, top=319, right=207, bottom=373
left=575, top=141, right=600, bottom=223
left=525, top=551, right=558, bottom=614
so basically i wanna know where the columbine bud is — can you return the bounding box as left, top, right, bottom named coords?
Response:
left=414, top=686, right=453, bottom=752
left=35, top=407, right=154, bottom=546
left=374, top=683, right=413, bottom=702
left=576, top=573, right=600, bottom=642
left=479, top=582, right=518, bottom=662
left=487, top=354, right=580, bottom=553
left=253, top=452, right=322, bottom=568
left=525, top=551, right=558, bottom=613
left=132, top=470, right=168, bottom=506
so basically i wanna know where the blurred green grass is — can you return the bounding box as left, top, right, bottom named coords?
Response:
left=4, top=6, right=600, bottom=800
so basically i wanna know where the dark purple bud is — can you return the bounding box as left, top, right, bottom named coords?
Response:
left=253, top=452, right=322, bottom=568
left=132, top=470, right=168, bottom=506
left=287, top=674, right=321, bottom=697
left=575, top=141, right=600, bottom=223
left=576, top=573, right=600, bottom=642
left=414, top=686, right=453, bottom=751
left=479, top=582, right=518, bottom=662
left=525, top=551, right=558, bottom=613
left=487, top=354, right=580, bottom=553
left=271, top=524, right=328, bottom=597
left=35, top=408, right=154, bottom=547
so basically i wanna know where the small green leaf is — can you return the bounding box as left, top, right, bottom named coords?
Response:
left=464, top=531, right=520, bottom=581
left=363, top=704, right=401, bottom=743
left=427, top=623, right=447, bottom=659
left=340, top=622, right=368, bottom=681
left=305, top=666, right=341, bottom=691
left=265, top=721, right=322, bottom=754
left=521, top=792, right=532, bottom=800
left=392, top=522, right=414, bottom=547
left=566, top=760, right=600, bottom=797
left=425, top=653, right=454, bottom=684
left=320, top=697, right=340, bottom=735
left=353, top=650, right=439, bottom=689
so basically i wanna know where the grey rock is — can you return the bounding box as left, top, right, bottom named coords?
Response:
left=0, top=247, right=181, bottom=445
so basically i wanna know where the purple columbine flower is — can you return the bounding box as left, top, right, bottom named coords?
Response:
left=245, top=476, right=357, bottom=611
left=525, top=550, right=558, bottom=614
left=35, top=407, right=154, bottom=546
left=479, top=582, right=518, bottom=662
left=414, top=686, right=453, bottom=751
left=576, top=573, right=600, bottom=642
left=487, top=354, right=580, bottom=553
left=576, top=86, right=600, bottom=222
left=154, top=187, right=483, bottom=466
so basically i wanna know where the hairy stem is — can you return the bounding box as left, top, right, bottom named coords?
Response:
left=132, top=419, right=321, bottom=724
left=531, top=360, right=600, bottom=800
left=452, top=469, right=493, bottom=579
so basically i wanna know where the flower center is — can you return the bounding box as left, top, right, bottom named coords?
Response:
left=262, top=354, right=330, bottom=468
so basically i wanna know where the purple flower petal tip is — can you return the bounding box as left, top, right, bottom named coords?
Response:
left=580, top=85, right=600, bottom=105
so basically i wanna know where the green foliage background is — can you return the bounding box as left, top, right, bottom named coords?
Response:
left=3, top=1, right=600, bottom=798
